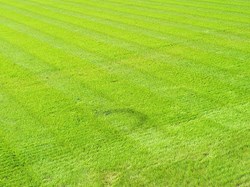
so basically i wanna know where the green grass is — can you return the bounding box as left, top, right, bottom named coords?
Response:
left=0, top=0, right=249, bottom=186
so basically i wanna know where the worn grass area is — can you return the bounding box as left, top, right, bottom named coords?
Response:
left=0, top=0, right=250, bottom=186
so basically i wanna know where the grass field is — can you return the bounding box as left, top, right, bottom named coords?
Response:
left=0, top=0, right=250, bottom=186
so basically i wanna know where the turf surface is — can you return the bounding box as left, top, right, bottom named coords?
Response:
left=0, top=0, right=250, bottom=186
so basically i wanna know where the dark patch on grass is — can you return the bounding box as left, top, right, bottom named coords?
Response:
left=203, top=152, right=209, bottom=156
left=96, top=108, right=148, bottom=127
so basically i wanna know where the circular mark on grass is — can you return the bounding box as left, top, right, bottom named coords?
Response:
left=96, top=108, right=147, bottom=131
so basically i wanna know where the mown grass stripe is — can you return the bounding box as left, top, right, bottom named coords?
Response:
left=35, top=0, right=250, bottom=52
left=28, top=0, right=250, bottom=42
left=63, top=2, right=250, bottom=37
left=0, top=9, right=249, bottom=123
left=0, top=54, right=180, bottom=185
left=0, top=0, right=249, bottom=185
left=70, top=0, right=250, bottom=25
left=158, top=0, right=250, bottom=8
left=0, top=22, right=176, bottom=121
left=0, top=31, right=116, bottom=107
left=1, top=15, right=248, bottom=149
left=0, top=53, right=160, bottom=167
left=143, top=0, right=250, bottom=11
left=1, top=0, right=248, bottom=81
left=112, top=0, right=250, bottom=16
left=0, top=17, right=237, bottom=172
left=0, top=11, right=241, bottom=106
left=0, top=2, right=248, bottom=103
left=22, top=0, right=250, bottom=55
left=0, top=2, right=148, bottom=55
left=0, top=132, right=41, bottom=186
